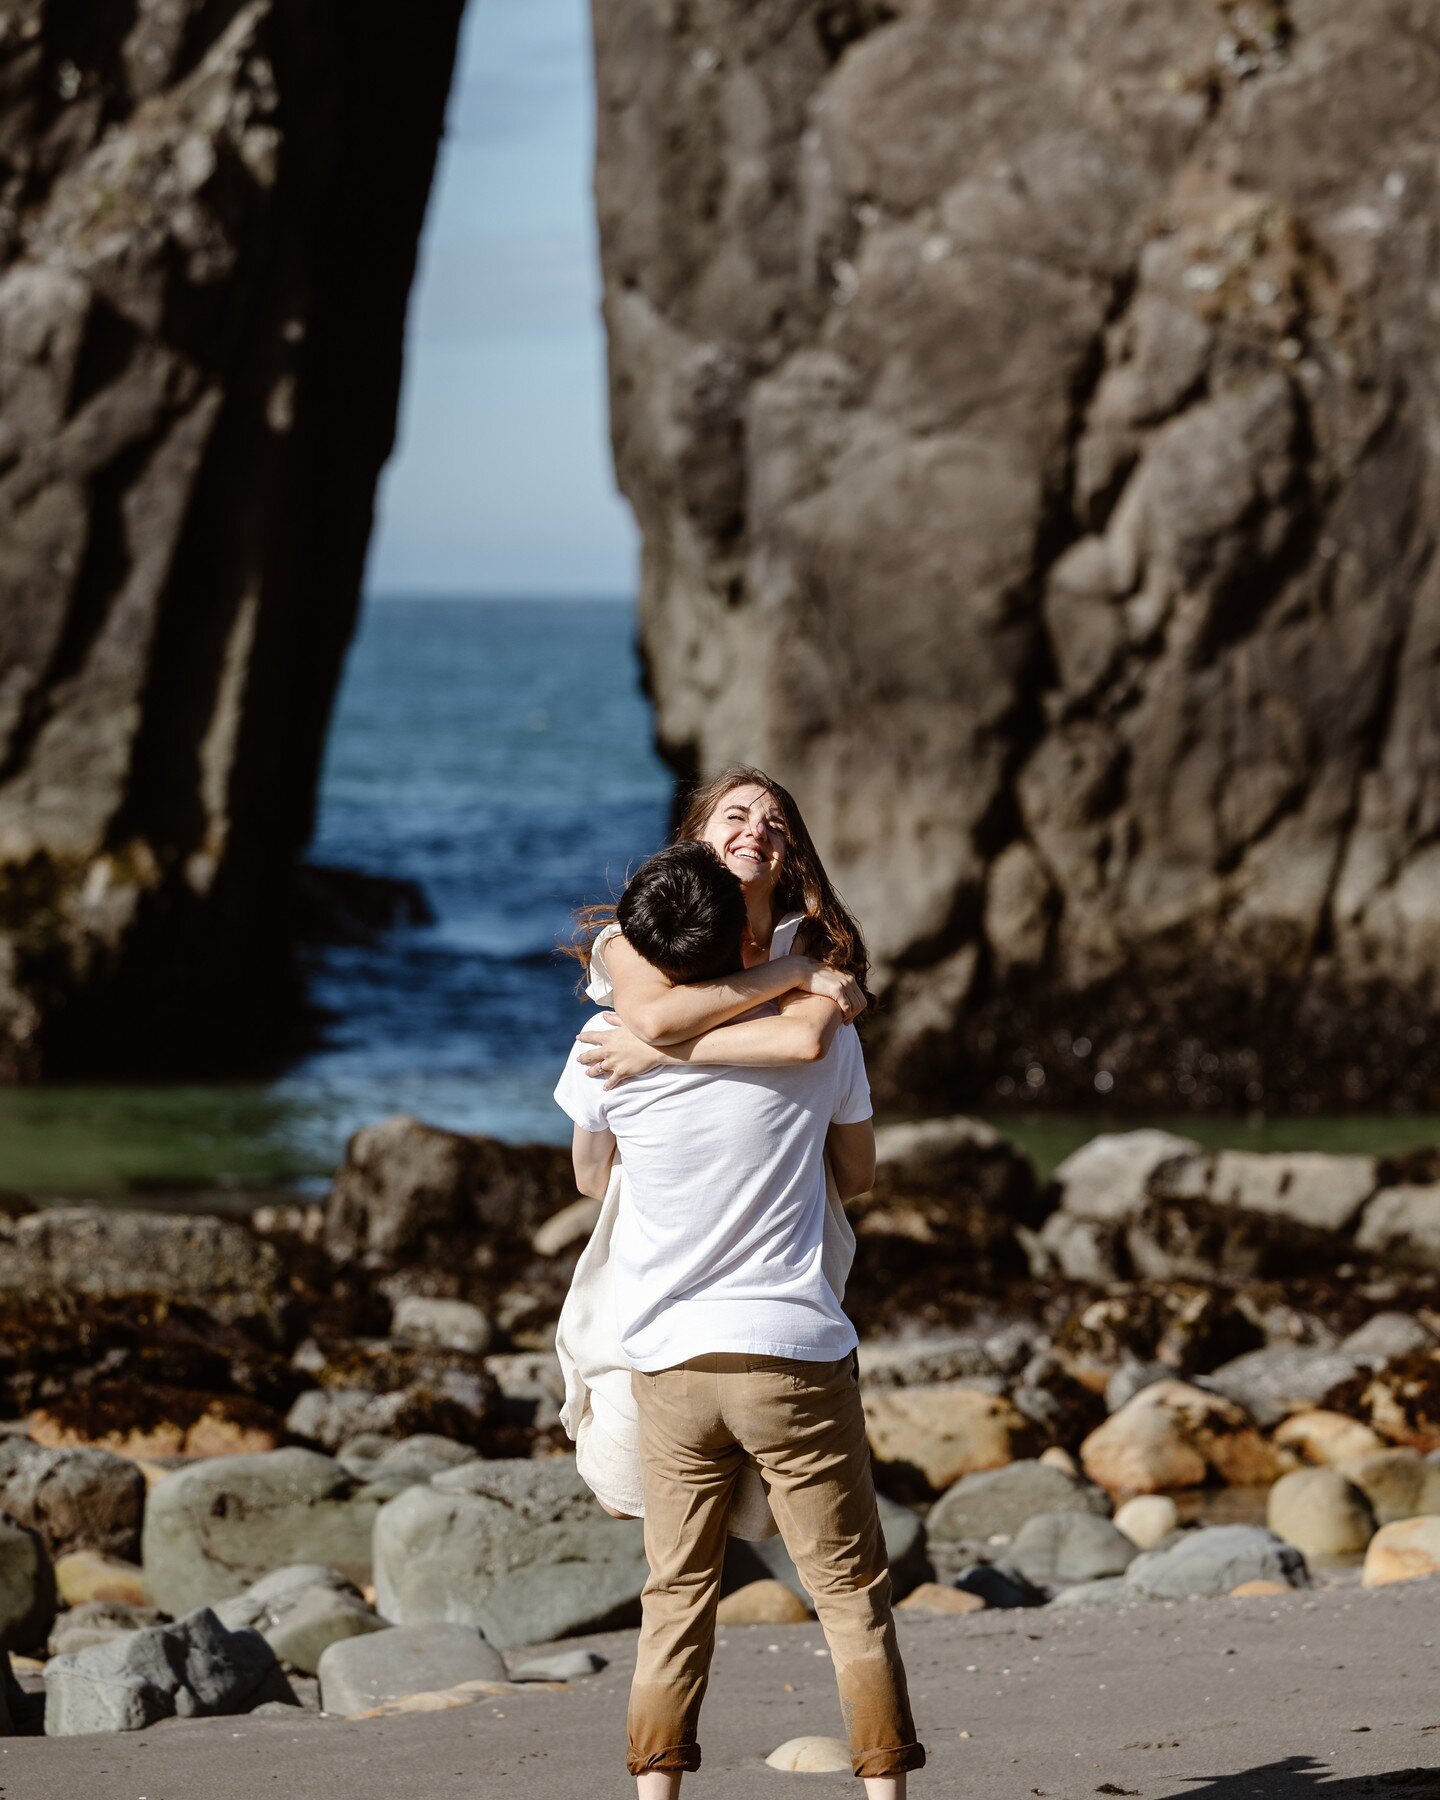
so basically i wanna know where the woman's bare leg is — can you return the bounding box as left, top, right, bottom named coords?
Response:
left=636, top=1774, right=682, bottom=1798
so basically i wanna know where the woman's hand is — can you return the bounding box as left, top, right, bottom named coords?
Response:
left=578, top=1015, right=669, bottom=1089
left=794, top=962, right=866, bottom=1024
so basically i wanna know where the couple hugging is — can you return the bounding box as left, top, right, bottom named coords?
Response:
left=553, top=767, right=926, bottom=1796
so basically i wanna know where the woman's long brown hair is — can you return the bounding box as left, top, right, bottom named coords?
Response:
left=565, top=765, right=871, bottom=1000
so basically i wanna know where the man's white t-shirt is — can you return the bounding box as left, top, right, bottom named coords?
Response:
left=554, top=1018, right=871, bottom=1371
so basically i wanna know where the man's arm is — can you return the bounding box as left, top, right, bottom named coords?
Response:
left=571, top=1123, right=617, bottom=1198
left=826, top=1118, right=876, bottom=1201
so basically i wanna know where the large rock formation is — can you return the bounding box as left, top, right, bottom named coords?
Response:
left=592, top=0, right=1440, bottom=1110
left=0, top=0, right=463, bottom=1075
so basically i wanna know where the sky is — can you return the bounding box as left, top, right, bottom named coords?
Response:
left=365, top=0, right=638, bottom=600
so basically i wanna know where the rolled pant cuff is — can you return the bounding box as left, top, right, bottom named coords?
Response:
left=627, top=1746, right=702, bottom=1776
left=852, top=1742, right=927, bottom=1778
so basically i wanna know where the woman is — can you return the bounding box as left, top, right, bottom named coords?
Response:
left=573, top=765, right=871, bottom=1085
left=555, top=766, right=872, bottom=1534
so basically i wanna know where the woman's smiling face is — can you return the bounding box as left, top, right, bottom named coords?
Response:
left=695, top=782, right=787, bottom=896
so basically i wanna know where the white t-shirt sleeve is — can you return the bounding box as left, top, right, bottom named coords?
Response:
left=554, top=1031, right=612, bottom=1134
left=829, top=1025, right=873, bottom=1124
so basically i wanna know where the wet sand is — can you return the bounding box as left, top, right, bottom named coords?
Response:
left=4, top=1575, right=1437, bottom=1799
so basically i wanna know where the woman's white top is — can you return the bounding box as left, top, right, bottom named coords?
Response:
left=554, top=912, right=858, bottom=1536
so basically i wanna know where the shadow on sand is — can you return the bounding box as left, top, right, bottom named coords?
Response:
left=1155, top=1758, right=1440, bottom=1798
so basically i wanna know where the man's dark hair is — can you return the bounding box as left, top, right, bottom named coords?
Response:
left=617, top=841, right=747, bottom=984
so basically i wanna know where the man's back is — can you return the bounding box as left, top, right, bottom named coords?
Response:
left=554, top=1018, right=871, bottom=1369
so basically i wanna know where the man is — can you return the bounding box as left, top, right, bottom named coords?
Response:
left=554, top=841, right=925, bottom=1798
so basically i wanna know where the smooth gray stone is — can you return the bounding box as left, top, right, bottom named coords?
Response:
left=1105, top=1358, right=1173, bottom=1413
left=723, top=1492, right=926, bottom=1602
left=0, top=1515, right=56, bottom=1654
left=212, top=1565, right=384, bottom=1675
left=44, top=1606, right=294, bottom=1735
left=374, top=1458, right=649, bottom=1649
left=510, top=1648, right=607, bottom=1681
left=927, top=1459, right=1110, bottom=1544
left=1124, top=1525, right=1309, bottom=1600
left=0, top=1439, right=147, bottom=1562
left=1341, top=1311, right=1436, bottom=1367
left=1008, top=1511, right=1138, bottom=1585
left=141, top=1449, right=389, bottom=1617
left=1205, top=1346, right=1359, bottom=1428
left=317, top=1622, right=505, bottom=1714
left=1047, top=1576, right=1131, bottom=1606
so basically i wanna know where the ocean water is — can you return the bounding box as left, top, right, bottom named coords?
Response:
left=2, top=594, right=1439, bottom=1201
left=0, top=597, right=671, bottom=1198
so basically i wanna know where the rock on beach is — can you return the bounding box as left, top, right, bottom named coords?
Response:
left=925, top=1459, right=1110, bottom=1545
left=862, top=1382, right=1031, bottom=1492
left=317, top=1622, right=506, bottom=1715
left=1265, top=1468, right=1376, bottom=1559
left=1125, top=1526, right=1309, bottom=1599
left=1361, top=1516, right=1440, bottom=1587
left=0, top=1438, right=147, bottom=1562
left=1081, top=1379, right=1290, bottom=1495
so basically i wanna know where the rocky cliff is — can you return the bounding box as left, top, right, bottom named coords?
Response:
left=0, top=0, right=463, bottom=1075
left=592, top=0, right=1440, bottom=1111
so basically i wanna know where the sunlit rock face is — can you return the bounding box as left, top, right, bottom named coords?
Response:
left=591, top=0, right=1440, bottom=1112
left=0, top=0, right=463, bottom=1076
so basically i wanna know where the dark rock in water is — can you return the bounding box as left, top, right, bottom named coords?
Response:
left=0, top=0, right=465, bottom=1081
left=953, top=1562, right=1047, bottom=1609
left=1329, top=1347, right=1440, bottom=1455
left=592, top=1, right=1440, bottom=1113
left=44, top=1606, right=296, bottom=1735
left=292, top=865, right=434, bottom=946
left=0, top=1516, right=56, bottom=1654
left=0, top=1439, right=146, bottom=1562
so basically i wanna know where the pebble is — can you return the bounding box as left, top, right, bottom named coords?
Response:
left=715, top=1579, right=810, bottom=1625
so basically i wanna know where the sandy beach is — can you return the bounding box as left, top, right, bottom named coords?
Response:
left=4, top=1576, right=1437, bottom=1799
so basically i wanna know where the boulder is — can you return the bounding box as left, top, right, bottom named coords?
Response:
left=724, top=1490, right=926, bottom=1603
left=49, top=1601, right=166, bottom=1659
left=1339, top=1449, right=1440, bottom=1526
left=0, top=1211, right=285, bottom=1333
left=1027, top=1212, right=1127, bottom=1283
left=1050, top=1131, right=1200, bottom=1222
left=44, top=1606, right=295, bottom=1734
left=142, top=1449, right=393, bottom=1617
left=1147, top=1152, right=1377, bottom=1236
left=1273, top=1410, right=1387, bottom=1467
left=1125, top=1526, right=1309, bottom=1600
left=335, top=1434, right=476, bottom=1484
left=0, top=1516, right=56, bottom=1654
left=372, top=1458, right=649, bottom=1650
left=285, top=1340, right=498, bottom=1451
left=927, top=1460, right=1110, bottom=1545
left=323, top=1116, right=572, bottom=1266
left=1265, top=1468, right=1376, bottom=1559
left=317, top=1622, right=506, bottom=1714
left=390, top=1296, right=493, bottom=1354
left=214, top=1565, right=386, bottom=1675
left=0, top=1438, right=147, bottom=1561
left=1105, top=1359, right=1174, bottom=1414
left=53, top=1551, right=148, bottom=1609
left=1007, top=1512, right=1138, bottom=1586
left=1355, top=1189, right=1440, bottom=1276
left=1361, top=1517, right=1440, bottom=1587
left=895, top=1583, right=986, bottom=1616
left=714, top=1580, right=810, bottom=1625
left=1205, top=1347, right=1360, bottom=1429
left=1113, top=1494, right=1179, bottom=1550
left=1342, top=1311, right=1437, bottom=1367
left=862, top=1383, right=1031, bottom=1493
left=1080, top=1380, right=1292, bottom=1496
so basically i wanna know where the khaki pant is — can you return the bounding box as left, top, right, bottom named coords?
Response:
left=627, top=1351, right=924, bottom=1779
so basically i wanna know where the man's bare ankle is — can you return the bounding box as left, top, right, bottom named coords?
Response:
left=635, top=1772, right=682, bottom=1799
left=863, top=1777, right=906, bottom=1800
